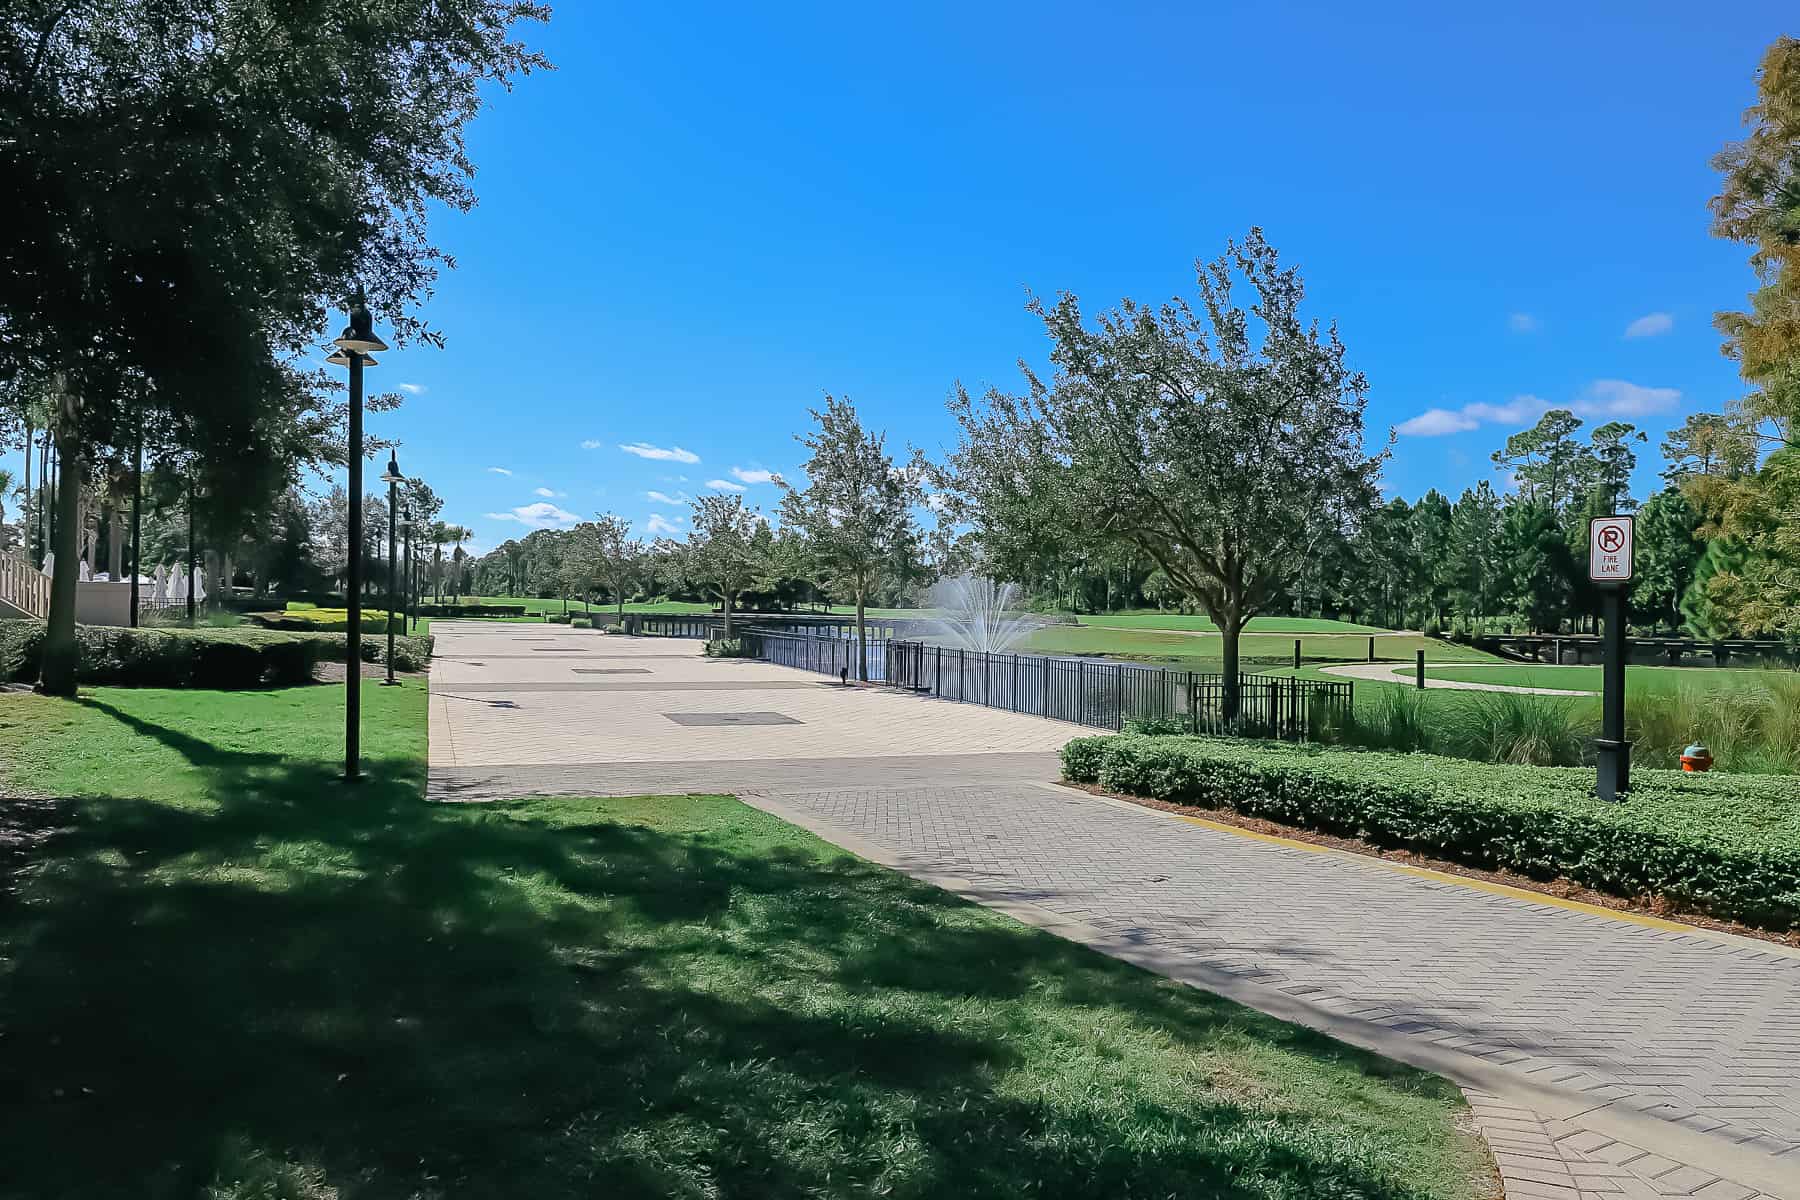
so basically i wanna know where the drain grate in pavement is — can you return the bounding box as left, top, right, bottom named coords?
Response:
left=663, top=711, right=802, bottom=727
left=572, top=668, right=652, bottom=675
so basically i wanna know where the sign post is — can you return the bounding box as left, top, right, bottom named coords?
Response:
left=1589, top=516, right=1635, bottom=801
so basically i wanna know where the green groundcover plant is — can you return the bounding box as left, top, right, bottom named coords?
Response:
left=1063, top=734, right=1800, bottom=930
left=0, top=620, right=432, bottom=688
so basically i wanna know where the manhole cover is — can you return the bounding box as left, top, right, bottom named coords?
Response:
left=572, top=668, right=652, bottom=675
left=664, top=712, right=802, bottom=727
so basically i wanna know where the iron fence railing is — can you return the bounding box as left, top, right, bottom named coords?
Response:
left=882, top=641, right=1349, bottom=739
left=629, top=618, right=1352, bottom=741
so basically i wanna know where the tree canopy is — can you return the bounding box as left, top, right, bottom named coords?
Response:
left=940, top=230, right=1385, bottom=713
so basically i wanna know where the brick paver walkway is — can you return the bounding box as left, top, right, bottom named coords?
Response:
left=430, top=622, right=1800, bottom=1199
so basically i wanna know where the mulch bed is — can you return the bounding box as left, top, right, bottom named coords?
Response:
left=1061, top=781, right=1800, bottom=948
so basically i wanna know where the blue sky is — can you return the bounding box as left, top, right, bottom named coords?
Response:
left=12, top=3, right=1787, bottom=556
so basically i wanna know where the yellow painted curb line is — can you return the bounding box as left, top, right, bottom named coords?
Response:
left=1075, top=788, right=1775, bottom=943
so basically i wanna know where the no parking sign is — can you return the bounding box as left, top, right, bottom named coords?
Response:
left=1589, top=516, right=1634, bottom=584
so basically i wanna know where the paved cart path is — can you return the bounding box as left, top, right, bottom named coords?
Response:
left=1323, top=660, right=1600, bottom=695
left=429, top=622, right=1800, bottom=1199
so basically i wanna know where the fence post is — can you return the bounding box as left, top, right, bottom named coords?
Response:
left=1011, top=653, right=1019, bottom=711
left=1416, top=648, right=1426, bottom=690
left=1114, top=664, right=1123, bottom=730
left=936, top=645, right=942, bottom=695
left=1293, top=639, right=1301, bottom=670
left=1367, top=635, right=1375, bottom=663
left=1077, top=659, right=1085, bottom=726
left=1041, top=654, right=1050, bottom=718
left=1187, top=673, right=1197, bottom=734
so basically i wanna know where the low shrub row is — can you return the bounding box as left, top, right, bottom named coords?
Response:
left=1061, top=733, right=1800, bottom=930
left=704, top=637, right=755, bottom=658
left=0, top=620, right=433, bottom=688
left=414, top=603, right=527, bottom=618
left=248, top=610, right=409, bottom=635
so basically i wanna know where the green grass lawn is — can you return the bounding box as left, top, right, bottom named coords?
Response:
left=1421, top=662, right=1794, bottom=695
left=1017, top=624, right=1504, bottom=668
left=1074, top=611, right=1389, bottom=634
left=0, top=683, right=1493, bottom=1199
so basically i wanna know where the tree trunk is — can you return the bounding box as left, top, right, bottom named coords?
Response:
left=855, top=586, right=868, bottom=682
left=1220, top=617, right=1242, bottom=723
left=39, top=426, right=84, bottom=697
left=722, top=588, right=734, bottom=638
left=20, top=420, right=32, bottom=566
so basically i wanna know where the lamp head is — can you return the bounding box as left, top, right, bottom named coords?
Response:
left=325, top=349, right=378, bottom=369
left=333, top=287, right=390, bottom=355
left=380, top=452, right=404, bottom=484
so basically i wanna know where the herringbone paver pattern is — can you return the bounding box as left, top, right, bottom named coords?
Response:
left=755, top=784, right=1800, bottom=1197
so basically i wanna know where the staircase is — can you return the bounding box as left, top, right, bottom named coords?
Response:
left=0, top=551, right=50, bottom=620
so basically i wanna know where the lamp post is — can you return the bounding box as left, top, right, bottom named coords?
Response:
left=326, top=288, right=389, bottom=783
left=400, top=505, right=415, bottom=635
left=380, top=452, right=405, bottom=686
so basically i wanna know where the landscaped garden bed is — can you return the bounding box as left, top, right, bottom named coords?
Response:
left=1063, top=733, right=1800, bottom=932
left=0, top=619, right=432, bottom=687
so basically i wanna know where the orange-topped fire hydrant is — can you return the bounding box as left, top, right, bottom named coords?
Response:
left=1680, top=742, right=1714, bottom=772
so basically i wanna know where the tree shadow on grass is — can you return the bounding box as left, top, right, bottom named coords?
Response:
left=0, top=709, right=1480, bottom=1199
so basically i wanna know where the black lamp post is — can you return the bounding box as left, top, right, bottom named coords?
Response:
left=400, top=505, right=415, bottom=635
left=326, top=288, right=389, bottom=782
left=380, top=452, right=405, bottom=686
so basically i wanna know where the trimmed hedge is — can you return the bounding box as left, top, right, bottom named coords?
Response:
left=0, top=620, right=433, bottom=688
left=414, top=603, right=527, bottom=618
left=1062, top=733, right=1800, bottom=930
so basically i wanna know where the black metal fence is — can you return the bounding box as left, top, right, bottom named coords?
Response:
left=630, top=618, right=1352, bottom=741
left=884, top=641, right=1351, bottom=740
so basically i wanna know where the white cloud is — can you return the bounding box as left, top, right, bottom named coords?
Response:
left=620, top=442, right=700, bottom=464
left=1508, top=313, right=1541, bottom=334
left=923, top=492, right=950, bottom=512
left=1578, top=378, right=1680, bottom=417
left=645, top=513, right=683, bottom=536
left=729, top=466, right=777, bottom=484
left=485, top=502, right=580, bottom=530
left=1395, top=380, right=1681, bottom=438
left=397, top=382, right=427, bottom=395
left=485, top=466, right=513, bottom=476
left=580, top=439, right=602, bottom=450
left=646, top=490, right=689, bottom=506
left=1624, top=312, right=1674, bottom=339
left=704, top=479, right=746, bottom=492
left=1395, top=408, right=1481, bottom=437
left=533, top=487, right=567, bottom=499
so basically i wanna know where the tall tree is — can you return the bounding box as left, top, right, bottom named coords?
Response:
left=1581, top=421, right=1646, bottom=512
left=940, top=232, right=1384, bottom=716
left=1632, top=488, right=1705, bottom=631
left=1702, top=37, right=1800, bottom=634
left=1498, top=501, right=1574, bottom=632
left=1712, top=35, right=1800, bottom=444
left=1661, top=412, right=1758, bottom=483
left=1, top=1, right=548, bottom=692
left=779, top=397, right=922, bottom=680
left=1446, top=482, right=1504, bottom=628
left=575, top=514, right=645, bottom=621
left=1492, top=410, right=1585, bottom=512
left=1409, top=489, right=1454, bottom=628
left=669, top=494, right=769, bottom=638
